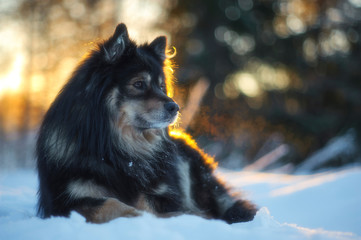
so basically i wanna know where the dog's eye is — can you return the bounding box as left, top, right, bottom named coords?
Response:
left=133, top=81, right=145, bottom=90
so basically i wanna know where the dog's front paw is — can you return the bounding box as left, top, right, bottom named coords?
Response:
left=222, top=200, right=257, bottom=224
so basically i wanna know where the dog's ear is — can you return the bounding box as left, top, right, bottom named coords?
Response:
left=104, top=23, right=130, bottom=62
left=149, top=36, right=167, bottom=61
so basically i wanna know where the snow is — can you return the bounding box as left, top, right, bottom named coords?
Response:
left=220, top=167, right=361, bottom=236
left=296, top=130, right=359, bottom=172
left=1, top=168, right=361, bottom=240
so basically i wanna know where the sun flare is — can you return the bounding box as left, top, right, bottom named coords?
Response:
left=0, top=53, right=25, bottom=98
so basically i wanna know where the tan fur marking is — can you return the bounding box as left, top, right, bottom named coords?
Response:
left=144, top=99, right=163, bottom=112
left=127, top=72, right=151, bottom=94
left=128, top=72, right=151, bottom=85
left=117, top=124, right=163, bottom=156
left=135, top=194, right=154, bottom=213
left=143, top=129, right=162, bottom=143
left=114, top=102, right=165, bottom=158
left=78, top=198, right=141, bottom=224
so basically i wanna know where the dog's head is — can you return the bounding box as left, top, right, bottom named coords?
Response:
left=102, top=24, right=179, bottom=131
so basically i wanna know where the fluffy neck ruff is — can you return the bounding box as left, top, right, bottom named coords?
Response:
left=114, top=119, right=171, bottom=186
left=116, top=121, right=166, bottom=160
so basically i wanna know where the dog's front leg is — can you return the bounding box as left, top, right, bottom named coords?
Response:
left=189, top=160, right=257, bottom=223
left=75, top=197, right=142, bottom=223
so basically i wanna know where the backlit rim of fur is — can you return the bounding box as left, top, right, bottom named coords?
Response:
left=164, top=47, right=177, bottom=99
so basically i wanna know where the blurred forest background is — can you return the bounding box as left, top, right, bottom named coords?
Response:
left=0, top=0, right=360, bottom=172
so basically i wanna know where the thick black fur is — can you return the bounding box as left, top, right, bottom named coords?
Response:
left=36, top=23, right=257, bottom=224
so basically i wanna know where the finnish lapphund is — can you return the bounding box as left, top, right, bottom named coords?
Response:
left=36, top=23, right=257, bottom=224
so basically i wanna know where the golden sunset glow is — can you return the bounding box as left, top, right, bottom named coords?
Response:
left=164, top=48, right=177, bottom=99
left=1, top=0, right=359, bottom=173
left=169, top=129, right=218, bottom=170
left=0, top=53, right=25, bottom=97
left=0, top=0, right=176, bottom=133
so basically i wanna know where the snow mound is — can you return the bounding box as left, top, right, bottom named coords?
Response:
left=1, top=169, right=360, bottom=240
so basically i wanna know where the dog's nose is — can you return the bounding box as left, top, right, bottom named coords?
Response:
left=164, top=102, right=179, bottom=114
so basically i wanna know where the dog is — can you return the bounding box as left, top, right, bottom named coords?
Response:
left=36, top=23, right=257, bottom=224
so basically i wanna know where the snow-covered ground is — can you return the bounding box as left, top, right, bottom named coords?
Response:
left=1, top=167, right=360, bottom=240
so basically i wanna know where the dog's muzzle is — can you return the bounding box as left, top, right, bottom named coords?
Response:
left=164, top=102, right=179, bottom=115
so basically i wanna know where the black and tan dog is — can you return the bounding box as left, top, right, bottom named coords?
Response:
left=36, top=23, right=257, bottom=224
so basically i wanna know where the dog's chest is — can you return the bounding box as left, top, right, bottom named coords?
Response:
left=153, top=154, right=197, bottom=208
